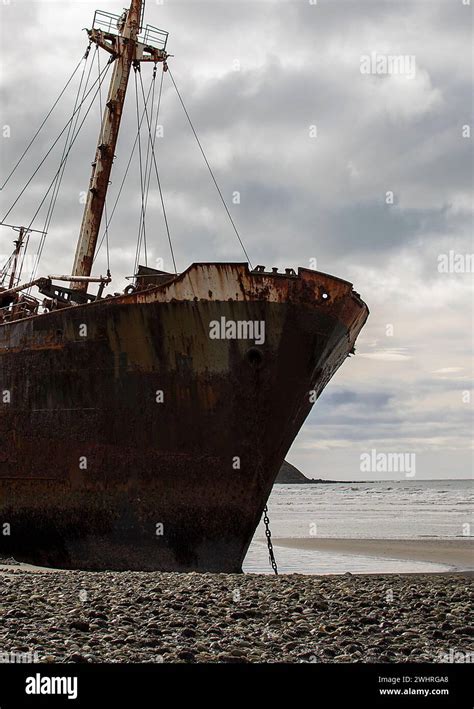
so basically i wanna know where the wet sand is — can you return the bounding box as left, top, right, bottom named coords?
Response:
left=273, top=538, right=474, bottom=571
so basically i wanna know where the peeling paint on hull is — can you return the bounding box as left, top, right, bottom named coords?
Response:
left=0, top=263, right=368, bottom=571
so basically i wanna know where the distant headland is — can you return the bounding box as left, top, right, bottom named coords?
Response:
left=276, top=461, right=321, bottom=483
left=276, top=461, right=372, bottom=484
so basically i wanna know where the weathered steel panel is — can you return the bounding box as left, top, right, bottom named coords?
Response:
left=0, top=263, right=368, bottom=571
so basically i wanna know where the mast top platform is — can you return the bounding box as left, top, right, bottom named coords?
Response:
left=89, top=8, right=169, bottom=61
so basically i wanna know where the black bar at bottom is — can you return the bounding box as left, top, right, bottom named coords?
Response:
left=0, top=663, right=471, bottom=708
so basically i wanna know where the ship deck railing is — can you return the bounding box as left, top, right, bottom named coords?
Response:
left=92, top=10, right=122, bottom=36
left=141, top=24, right=168, bottom=51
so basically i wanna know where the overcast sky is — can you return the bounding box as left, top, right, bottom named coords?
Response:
left=1, top=0, right=472, bottom=480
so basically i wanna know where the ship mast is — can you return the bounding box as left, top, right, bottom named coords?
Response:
left=8, top=226, right=26, bottom=289
left=70, top=0, right=168, bottom=294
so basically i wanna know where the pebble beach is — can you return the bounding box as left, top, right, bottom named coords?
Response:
left=0, top=567, right=472, bottom=663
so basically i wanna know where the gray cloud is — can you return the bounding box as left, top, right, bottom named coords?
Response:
left=1, top=0, right=472, bottom=479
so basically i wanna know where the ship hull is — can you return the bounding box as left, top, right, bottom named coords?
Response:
left=0, top=264, right=368, bottom=571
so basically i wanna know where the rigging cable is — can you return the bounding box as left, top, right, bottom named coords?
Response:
left=138, top=65, right=158, bottom=268
left=133, top=66, right=149, bottom=274
left=138, top=65, right=160, bottom=270
left=137, top=68, right=177, bottom=275
left=167, top=67, right=252, bottom=268
left=27, top=45, right=98, bottom=286
left=0, top=50, right=88, bottom=191
left=136, top=66, right=157, bottom=272
left=92, top=77, right=156, bottom=265
left=140, top=65, right=164, bottom=266
left=15, top=57, right=114, bottom=274
left=0, top=254, right=13, bottom=283
left=1, top=56, right=113, bottom=225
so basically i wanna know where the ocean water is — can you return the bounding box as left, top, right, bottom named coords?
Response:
left=244, top=479, right=473, bottom=575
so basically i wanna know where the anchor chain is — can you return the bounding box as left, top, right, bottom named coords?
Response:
left=263, top=504, right=278, bottom=575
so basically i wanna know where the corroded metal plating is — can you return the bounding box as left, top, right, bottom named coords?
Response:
left=0, top=263, right=368, bottom=571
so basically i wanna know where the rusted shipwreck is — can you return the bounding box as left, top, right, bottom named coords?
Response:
left=0, top=0, right=368, bottom=571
